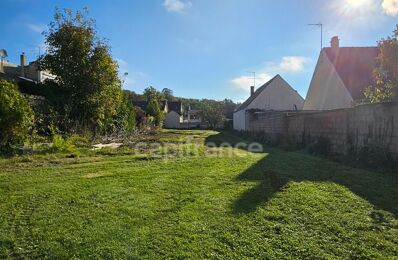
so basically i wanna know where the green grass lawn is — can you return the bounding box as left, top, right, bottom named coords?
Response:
left=0, top=130, right=397, bottom=259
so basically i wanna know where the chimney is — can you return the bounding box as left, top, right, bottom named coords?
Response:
left=331, top=36, right=339, bottom=50
left=20, top=52, right=27, bottom=77
left=250, top=86, right=255, bottom=96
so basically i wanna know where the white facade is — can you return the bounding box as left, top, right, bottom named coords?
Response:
left=233, top=110, right=246, bottom=131
left=233, top=75, right=304, bottom=131
left=303, top=51, right=353, bottom=110
left=164, top=111, right=183, bottom=129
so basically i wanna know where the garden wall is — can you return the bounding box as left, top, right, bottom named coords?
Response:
left=247, top=102, right=398, bottom=158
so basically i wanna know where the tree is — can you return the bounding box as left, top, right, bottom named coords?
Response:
left=123, top=89, right=144, bottom=103
left=40, top=8, right=122, bottom=134
left=143, top=86, right=163, bottom=101
left=0, top=80, right=34, bottom=153
left=222, top=99, right=237, bottom=119
left=365, top=25, right=398, bottom=103
left=199, top=99, right=225, bottom=129
left=162, top=88, right=174, bottom=101
left=112, top=92, right=136, bottom=134
left=146, top=98, right=164, bottom=127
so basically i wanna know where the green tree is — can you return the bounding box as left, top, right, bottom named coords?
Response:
left=146, top=98, right=164, bottom=127
left=222, top=99, right=237, bottom=119
left=123, top=89, right=144, bottom=103
left=199, top=99, right=225, bottom=129
left=40, top=8, right=122, bottom=134
left=161, top=88, right=174, bottom=101
left=112, top=92, right=136, bottom=134
left=143, top=86, right=163, bottom=101
left=0, top=80, right=34, bottom=153
left=365, top=25, right=398, bottom=103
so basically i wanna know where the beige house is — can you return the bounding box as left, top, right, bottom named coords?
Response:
left=164, top=101, right=183, bottom=129
left=233, top=74, right=304, bottom=131
left=1, top=52, right=55, bottom=83
left=304, top=37, right=379, bottom=110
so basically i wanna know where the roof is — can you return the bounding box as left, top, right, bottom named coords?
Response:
left=235, top=75, right=279, bottom=112
left=324, top=47, right=379, bottom=100
left=166, top=101, right=183, bottom=115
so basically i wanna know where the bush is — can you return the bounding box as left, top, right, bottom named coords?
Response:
left=354, top=145, right=396, bottom=170
left=67, top=134, right=91, bottom=148
left=50, top=135, right=76, bottom=153
left=0, top=80, right=34, bottom=153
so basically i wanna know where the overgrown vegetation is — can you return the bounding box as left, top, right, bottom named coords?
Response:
left=38, top=8, right=134, bottom=136
left=0, top=130, right=397, bottom=258
left=365, top=24, right=398, bottom=103
left=0, top=80, right=33, bottom=153
left=199, top=99, right=226, bottom=129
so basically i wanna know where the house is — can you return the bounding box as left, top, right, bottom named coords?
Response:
left=304, top=37, right=379, bottom=110
left=233, top=74, right=305, bottom=131
left=1, top=52, right=55, bottom=83
left=134, top=100, right=184, bottom=129
left=164, top=101, right=184, bottom=128
left=184, top=106, right=202, bottom=128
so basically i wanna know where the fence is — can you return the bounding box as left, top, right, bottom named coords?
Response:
left=247, top=102, right=398, bottom=158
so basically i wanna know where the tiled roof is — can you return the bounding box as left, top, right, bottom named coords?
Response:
left=167, top=101, right=183, bottom=115
left=324, top=47, right=379, bottom=100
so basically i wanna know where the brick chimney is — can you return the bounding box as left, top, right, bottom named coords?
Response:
left=20, top=52, right=27, bottom=77
left=331, top=36, right=339, bottom=50
left=250, top=86, right=255, bottom=96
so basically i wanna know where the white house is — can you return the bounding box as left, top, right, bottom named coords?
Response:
left=1, top=52, right=56, bottom=83
left=164, top=101, right=184, bottom=129
left=304, top=36, right=379, bottom=110
left=233, top=74, right=304, bottom=131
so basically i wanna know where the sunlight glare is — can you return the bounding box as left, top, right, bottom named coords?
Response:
left=346, top=0, right=373, bottom=9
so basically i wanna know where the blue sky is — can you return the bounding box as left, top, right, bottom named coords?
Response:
left=1, top=0, right=398, bottom=102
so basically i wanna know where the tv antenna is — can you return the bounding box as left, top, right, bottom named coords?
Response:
left=249, top=71, right=256, bottom=88
left=308, top=23, right=323, bottom=49
left=247, top=71, right=263, bottom=87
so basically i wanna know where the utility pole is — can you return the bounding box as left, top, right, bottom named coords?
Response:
left=308, top=23, right=323, bottom=49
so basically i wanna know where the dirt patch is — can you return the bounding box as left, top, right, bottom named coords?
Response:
left=92, top=143, right=123, bottom=150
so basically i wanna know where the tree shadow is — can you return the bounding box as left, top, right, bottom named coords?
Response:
left=205, top=131, right=398, bottom=217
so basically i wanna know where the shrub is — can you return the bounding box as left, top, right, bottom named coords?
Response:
left=0, top=80, right=34, bottom=153
left=67, top=135, right=91, bottom=148
left=50, top=135, right=76, bottom=153
left=354, top=145, right=396, bottom=170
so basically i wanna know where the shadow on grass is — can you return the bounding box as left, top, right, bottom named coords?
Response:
left=205, top=132, right=398, bottom=217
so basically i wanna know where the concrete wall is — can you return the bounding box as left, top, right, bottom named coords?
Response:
left=304, top=51, right=354, bottom=110
left=247, top=102, right=398, bottom=158
left=233, top=110, right=246, bottom=131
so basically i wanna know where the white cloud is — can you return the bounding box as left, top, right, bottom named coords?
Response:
left=27, top=23, right=47, bottom=33
left=229, top=56, right=311, bottom=95
left=230, top=73, right=273, bottom=91
left=382, top=0, right=398, bottom=15
left=163, top=0, right=192, bottom=13
left=279, top=56, right=311, bottom=74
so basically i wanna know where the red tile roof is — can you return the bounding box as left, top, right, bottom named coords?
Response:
left=324, top=47, right=379, bottom=100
